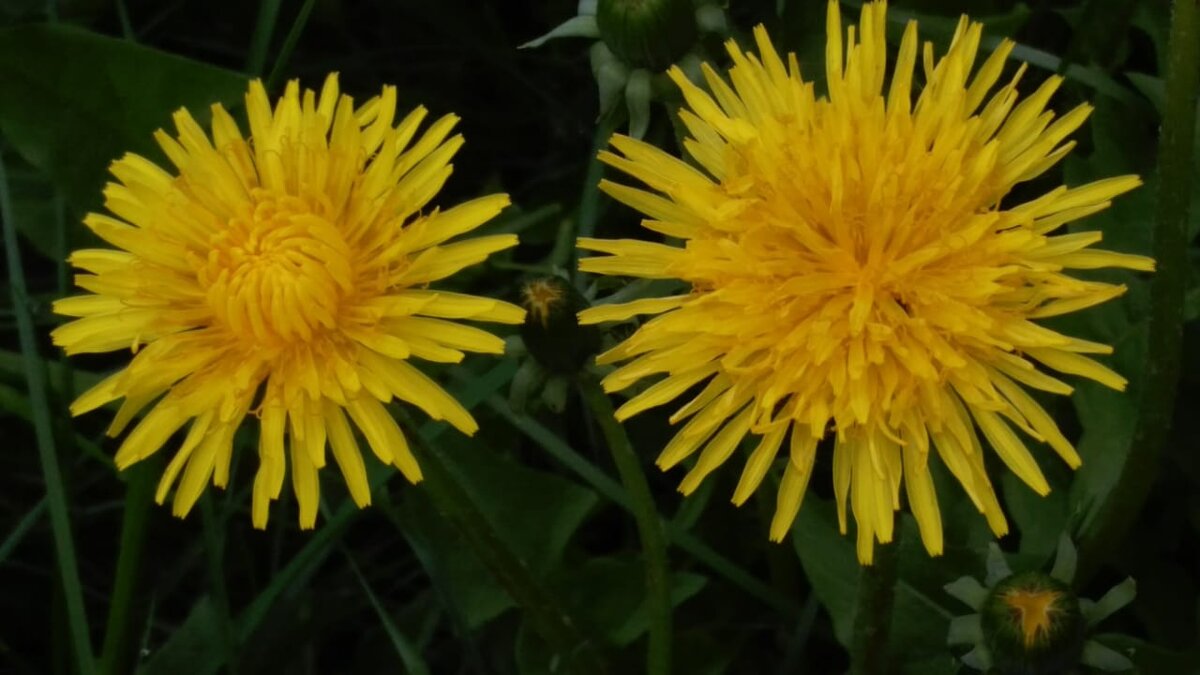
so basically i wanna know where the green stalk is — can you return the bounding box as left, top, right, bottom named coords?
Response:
left=0, top=150, right=96, bottom=675
left=0, top=497, right=47, bottom=564
left=564, top=113, right=622, bottom=276
left=98, top=462, right=154, bottom=675
left=200, top=496, right=238, bottom=674
left=265, top=0, right=317, bottom=90
left=849, top=536, right=900, bottom=675
left=114, top=0, right=134, bottom=40
left=1077, top=0, right=1197, bottom=575
left=577, top=375, right=671, bottom=675
left=406, top=429, right=608, bottom=675
left=245, top=0, right=283, bottom=76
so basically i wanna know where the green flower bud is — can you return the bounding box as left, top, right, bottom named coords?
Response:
left=520, top=277, right=602, bottom=375
left=596, top=0, right=698, bottom=71
left=980, top=571, right=1086, bottom=675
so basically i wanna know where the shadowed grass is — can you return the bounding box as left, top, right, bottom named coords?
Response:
left=344, top=547, right=434, bottom=675
left=246, top=0, right=283, bottom=76
left=0, top=148, right=95, bottom=675
left=98, top=462, right=154, bottom=675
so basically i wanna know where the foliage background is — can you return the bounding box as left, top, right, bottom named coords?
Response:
left=0, top=0, right=1196, bottom=673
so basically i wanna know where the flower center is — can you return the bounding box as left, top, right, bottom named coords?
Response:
left=1001, top=588, right=1063, bottom=648
left=199, top=191, right=354, bottom=348
left=521, top=278, right=565, bottom=328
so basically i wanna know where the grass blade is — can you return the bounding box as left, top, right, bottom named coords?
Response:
left=0, top=148, right=96, bottom=674
left=380, top=501, right=488, bottom=673
left=343, top=548, right=433, bottom=675
left=98, top=462, right=155, bottom=675
left=0, top=496, right=46, bottom=564
left=265, top=0, right=317, bottom=90
left=562, top=113, right=620, bottom=275
left=245, top=0, right=283, bottom=76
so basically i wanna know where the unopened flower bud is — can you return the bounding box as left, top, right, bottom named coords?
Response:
left=596, top=0, right=698, bottom=71
left=520, top=277, right=602, bottom=375
left=981, top=571, right=1086, bottom=675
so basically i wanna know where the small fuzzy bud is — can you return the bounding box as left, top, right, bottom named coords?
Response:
left=519, top=277, right=602, bottom=375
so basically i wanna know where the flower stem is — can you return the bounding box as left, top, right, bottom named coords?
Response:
left=0, top=148, right=96, bottom=675
left=98, top=462, right=154, bottom=675
left=577, top=374, right=672, bottom=675
left=562, top=113, right=622, bottom=276
left=478, top=389, right=798, bottom=615
left=849, top=536, right=900, bottom=675
left=406, top=427, right=609, bottom=675
left=200, top=495, right=239, bottom=674
left=1077, top=0, right=1197, bottom=576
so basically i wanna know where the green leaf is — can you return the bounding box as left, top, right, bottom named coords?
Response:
left=438, top=433, right=600, bottom=577
left=1055, top=96, right=1159, bottom=547
left=513, top=556, right=706, bottom=674
left=483, top=391, right=795, bottom=614
left=1069, top=379, right=1142, bottom=536
left=398, top=432, right=599, bottom=629
left=3, top=162, right=61, bottom=259
left=792, top=497, right=859, bottom=646
left=889, top=525, right=968, bottom=665
left=139, top=597, right=221, bottom=675
left=558, top=556, right=705, bottom=648
left=900, top=655, right=963, bottom=675
left=0, top=24, right=248, bottom=211
left=398, top=494, right=513, bottom=629
left=1000, top=467, right=1069, bottom=560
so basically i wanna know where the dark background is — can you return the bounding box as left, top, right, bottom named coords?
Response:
left=0, top=0, right=1195, bottom=673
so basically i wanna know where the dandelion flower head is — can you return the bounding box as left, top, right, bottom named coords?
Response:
left=578, top=1, right=1153, bottom=562
left=53, top=74, right=525, bottom=528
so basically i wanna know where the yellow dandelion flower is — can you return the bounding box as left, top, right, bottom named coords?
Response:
left=577, top=1, right=1153, bottom=563
left=52, top=74, right=525, bottom=529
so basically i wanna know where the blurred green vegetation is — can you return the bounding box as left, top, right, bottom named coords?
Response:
left=0, top=0, right=1196, bottom=673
